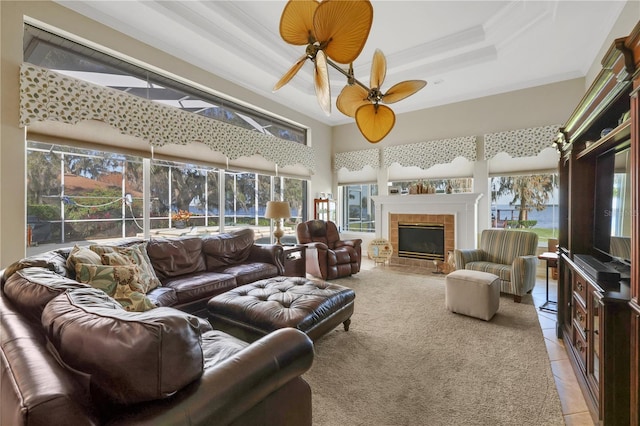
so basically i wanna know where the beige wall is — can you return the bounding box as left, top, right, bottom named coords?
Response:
left=332, top=78, right=585, bottom=154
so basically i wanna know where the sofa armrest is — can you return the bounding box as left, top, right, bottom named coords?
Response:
left=248, top=244, right=285, bottom=275
left=511, top=255, right=539, bottom=296
left=453, top=249, right=484, bottom=269
left=108, top=328, right=314, bottom=426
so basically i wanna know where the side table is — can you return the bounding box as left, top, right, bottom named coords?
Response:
left=283, top=245, right=306, bottom=277
left=537, top=251, right=558, bottom=313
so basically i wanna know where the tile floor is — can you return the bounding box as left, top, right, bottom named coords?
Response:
left=531, top=275, right=596, bottom=426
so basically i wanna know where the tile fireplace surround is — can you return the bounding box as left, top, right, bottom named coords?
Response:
left=372, top=193, right=483, bottom=267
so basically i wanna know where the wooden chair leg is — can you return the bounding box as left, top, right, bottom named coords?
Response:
left=343, top=318, right=351, bottom=331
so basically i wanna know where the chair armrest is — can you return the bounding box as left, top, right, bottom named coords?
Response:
left=334, top=239, right=362, bottom=249
left=110, top=328, right=314, bottom=426
left=453, top=249, right=484, bottom=269
left=300, top=242, right=329, bottom=251
left=511, top=255, right=539, bottom=296
left=248, top=244, right=285, bottom=275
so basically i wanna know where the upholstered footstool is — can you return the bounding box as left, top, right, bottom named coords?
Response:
left=445, top=269, right=500, bottom=321
left=207, top=276, right=355, bottom=342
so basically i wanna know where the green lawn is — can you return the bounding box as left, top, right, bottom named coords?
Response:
left=528, top=228, right=559, bottom=245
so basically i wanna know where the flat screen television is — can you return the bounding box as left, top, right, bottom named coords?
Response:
left=593, top=143, right=632, bottom=267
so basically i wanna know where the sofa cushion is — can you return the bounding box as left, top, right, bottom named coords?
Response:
left=91, top=242, right=160, bottom=292
left=41, top=287, right=212, bottom=405
left=202, top=228, right=255, bottom=270
left=2, top=267, right=89, bottom=322
left=163, top=271, right=237, bottom=304
left=74, top=263, right=156, bottom=312
left=146, top=237, right=206, bottom=281
left=215, top=262, right=279, bottom=286
left=146, top=286, right=179, bottom=307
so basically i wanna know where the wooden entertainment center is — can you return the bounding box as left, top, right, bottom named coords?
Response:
left=556, top=21, right=640, bottom=424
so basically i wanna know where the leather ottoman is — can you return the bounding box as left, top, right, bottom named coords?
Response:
left=207, top=276, right=355, bottom=342
left=445, top=269, right=500, bottom=321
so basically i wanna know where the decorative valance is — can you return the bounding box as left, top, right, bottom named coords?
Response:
left=334, top=148, right=380, bottom=171
left=19, top=63, right=315, bottom=173
left=382, top=136, right=477, bottom=169
left=484, top=125, right=560, bottom=160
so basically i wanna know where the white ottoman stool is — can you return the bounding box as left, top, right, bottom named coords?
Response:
left=445, top=269, right=500, bottom=321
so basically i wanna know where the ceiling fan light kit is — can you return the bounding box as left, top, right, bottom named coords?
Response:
left=274, top=0, right=427, bottom=143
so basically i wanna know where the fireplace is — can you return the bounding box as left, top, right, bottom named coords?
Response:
left=387, top=213, right=454, bottom=268
left=398, top=223, right=445, bottom=261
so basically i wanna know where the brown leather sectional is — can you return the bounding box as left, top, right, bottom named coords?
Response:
left=0, top=229, right=314, bottom=425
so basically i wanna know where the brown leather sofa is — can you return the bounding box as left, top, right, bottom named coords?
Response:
left=0, top=229, right=314, bottom=425
left=296, top=220, right=362, bottom=280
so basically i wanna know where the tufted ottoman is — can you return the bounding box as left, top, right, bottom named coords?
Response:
left=445, top=269, right=500, bottom=321
left=207, top=276, right=355, bottom=342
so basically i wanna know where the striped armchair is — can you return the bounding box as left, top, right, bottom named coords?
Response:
left=454, top=229, right=539, bottom=302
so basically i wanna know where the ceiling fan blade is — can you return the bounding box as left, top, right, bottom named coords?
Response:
left=314, top=0, right=373, bottom=64
left=355, top=104, right=396, bottom=143
left=370, top=49, right=386, bottom=89
left=337, top=84, right=369, bottom=117
left=273, top=55, right=308, bottom=92
left=383, top=80, right=427, bottom=104
left=314, top=50, right=331, bottom=115
left=279, top=0, right=319, bottom=45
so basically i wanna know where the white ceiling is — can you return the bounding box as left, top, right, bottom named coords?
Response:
left=54, top=0, right=628, bottom=127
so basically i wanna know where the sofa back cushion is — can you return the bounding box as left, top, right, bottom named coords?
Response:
left=146, top=237, right=205, bottom=281
left=41, top=287, right=212, bottom=405
left=480, top=229, right=539, bottom=265
left=202, top=228, right=255, bottom=270
left=2, top=267, right=89, bottom=323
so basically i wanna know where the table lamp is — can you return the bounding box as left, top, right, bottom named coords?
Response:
left=265, top=201, right=291, bottom=245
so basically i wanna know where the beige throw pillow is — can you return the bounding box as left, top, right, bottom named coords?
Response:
left=66, top=244, right=102, bottom=272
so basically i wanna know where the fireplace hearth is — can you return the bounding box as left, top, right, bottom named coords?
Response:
left=398, top=223, right=445, bottom=261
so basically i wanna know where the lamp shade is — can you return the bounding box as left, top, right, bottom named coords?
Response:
left=265, top=201, right=291, bottom=219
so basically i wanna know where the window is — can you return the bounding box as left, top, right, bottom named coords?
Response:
left=490, top=173, right=558, bottom=244
left=341, top=184, right=377, bottom=232
left=23, top=22, right=311, bottom=253
left=26, top=141, right=307, bottom=253
left=23, top=24, right=306, bottom=144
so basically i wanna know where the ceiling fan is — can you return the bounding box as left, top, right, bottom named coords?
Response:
left=273, top=0, right=427, bottom=143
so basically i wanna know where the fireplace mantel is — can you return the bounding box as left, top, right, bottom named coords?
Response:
left=372, top=193, right=483, bottom=250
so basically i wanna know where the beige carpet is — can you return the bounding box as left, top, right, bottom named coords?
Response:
left=303, top=267, right=564, bottom=426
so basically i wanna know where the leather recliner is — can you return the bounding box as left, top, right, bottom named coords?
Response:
left=297, top=220, right=362, bottom=280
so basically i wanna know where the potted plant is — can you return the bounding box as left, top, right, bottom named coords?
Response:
left=172, top=209, right=192, bottom=229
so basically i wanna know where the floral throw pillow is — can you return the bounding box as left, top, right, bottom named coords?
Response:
left=75, top=263, right=156, bottom=312
left=90, top=243, right=161, bottom=293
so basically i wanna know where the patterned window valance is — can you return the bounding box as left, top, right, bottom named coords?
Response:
left=382, top=136, right=477, bottom=169
left=19, top=63, right=315, bottom=173
left=484, top=125, right=560, bottom=160
left=334, top=148, right=380, bottom=171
